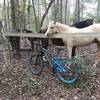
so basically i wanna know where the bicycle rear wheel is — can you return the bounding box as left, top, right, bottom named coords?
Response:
left=29, top=53, right=44, bottom=75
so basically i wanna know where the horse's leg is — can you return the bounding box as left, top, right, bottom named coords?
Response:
left=63, top=41, right=72, bottom=59
left=64, top=43, right=73, bottom=68
left=63, top=40, right=73, bottom=59
left=72, top=46, right=76, bottom=57
left=67, top=45, right=73, bottom=59
left=41, top=38, right=48, bottom=49
left=93, top=42, right=100, bottom=67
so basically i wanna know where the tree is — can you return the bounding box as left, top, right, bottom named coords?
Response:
left=64, top=0, right=68, bottom=24
left=11, top=0, right=20, bottom=30
left=73, top=0, right=80, bottom=23
left=80, top=0, right=84, bottom=20
left=97, top=0, right=100, bottom=22
left=59, top=0, right=63, bottom=22
left=32, top=0, right=39, bottom=32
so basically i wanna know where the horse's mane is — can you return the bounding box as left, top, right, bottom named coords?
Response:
left=56, top=22, right=74, bottom=29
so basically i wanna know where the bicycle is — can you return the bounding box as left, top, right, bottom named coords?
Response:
left=29, top=47, right=79, bottom=84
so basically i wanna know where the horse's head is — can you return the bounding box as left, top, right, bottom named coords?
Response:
left=45, top=21, right=72, bottom=37
left=45, top=21, right=58, bottom=37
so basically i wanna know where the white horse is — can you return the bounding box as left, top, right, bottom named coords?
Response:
left=45, top=21, right=100, bottom=66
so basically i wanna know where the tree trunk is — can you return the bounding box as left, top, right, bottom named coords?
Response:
left=59, top=0, right=63, bottom=22
left=3, top=0, right=8, bottom=31
left=97, top=0, right=100, bottom=22
left=22, top=0, right=27, bottom=30
left=32, top=0, right=39, bottom=32
left=73, top=0, right=80, bottom=23
left=56, top=0, right=60, bottom=21
left=80, top=0, right=84, bottom=20
left=10, top=0, right=20, bottom=58
left=64, top=0, right=68, bottom=24
left=11, top=0, right=19, bottom=30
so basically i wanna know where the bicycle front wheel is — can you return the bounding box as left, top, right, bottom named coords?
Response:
left=29, top=53, right=44, bottom=75
left=57, top=61, right=79, bottom=84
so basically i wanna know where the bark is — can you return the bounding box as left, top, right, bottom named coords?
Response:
left=37, top=0, right=40, bottom=23
left=53, top=0, right=57, bottom=21
left=59, top=0, right=63, bottom=22
left=11, top=0, right=19, bottom=30
left=73, top=0, right=80, bottom=23
left=32, top=0, right=39, bottom=32
left=56, top=0, right=60, bottom=21
left=7, top=0, right=10, bottom=31
left=27, top=0, right=31, bottom=29
left=10, top=0, right=20, bottom=58
left=3, top=0, right=7, bottom=30
left=22, top=0, right=27, bottom=30
left=80, top=0, right=84, bottom=20
left=97, top=0, right=100, bottom=22
left=64, top=0, right=68, bottom=24
left=51, top=0, right=55, bottom=20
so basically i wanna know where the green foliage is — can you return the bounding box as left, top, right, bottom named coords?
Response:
left=22, top=69, right=44, bottom=95
left=71, top=56, right=96, bottom=76
left=95, top=13, right=100, bottom=22
left=63, top=56, right=97, bottom=95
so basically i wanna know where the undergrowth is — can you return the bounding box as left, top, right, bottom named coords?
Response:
left=64, top=56, right=97, bottom=95
left=22, top=69, right=44, bottom=95
left=72, top=56, right=96, bottom=76
left=23, top=55, right=96, bottom=96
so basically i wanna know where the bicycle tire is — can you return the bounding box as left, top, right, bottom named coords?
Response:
left=29, top=53, right=44, bottom=75
left=56, top=61, right=79, bottom=84
left=58, top=72, right=78, bottom=84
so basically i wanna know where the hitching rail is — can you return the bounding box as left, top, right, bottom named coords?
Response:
left=3, top=32, right=100, bottom=38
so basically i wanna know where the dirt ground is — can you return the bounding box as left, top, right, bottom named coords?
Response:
left=0, top=43, right=100, bottom=100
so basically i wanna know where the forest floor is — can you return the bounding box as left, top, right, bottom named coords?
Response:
left=0, top=43, right=100, bottom=100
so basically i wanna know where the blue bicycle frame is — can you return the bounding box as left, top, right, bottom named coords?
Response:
left=41, top=48, right=79, bottom=84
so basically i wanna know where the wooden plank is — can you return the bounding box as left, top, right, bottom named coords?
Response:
left=3, top=32, right=46, bottom=38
